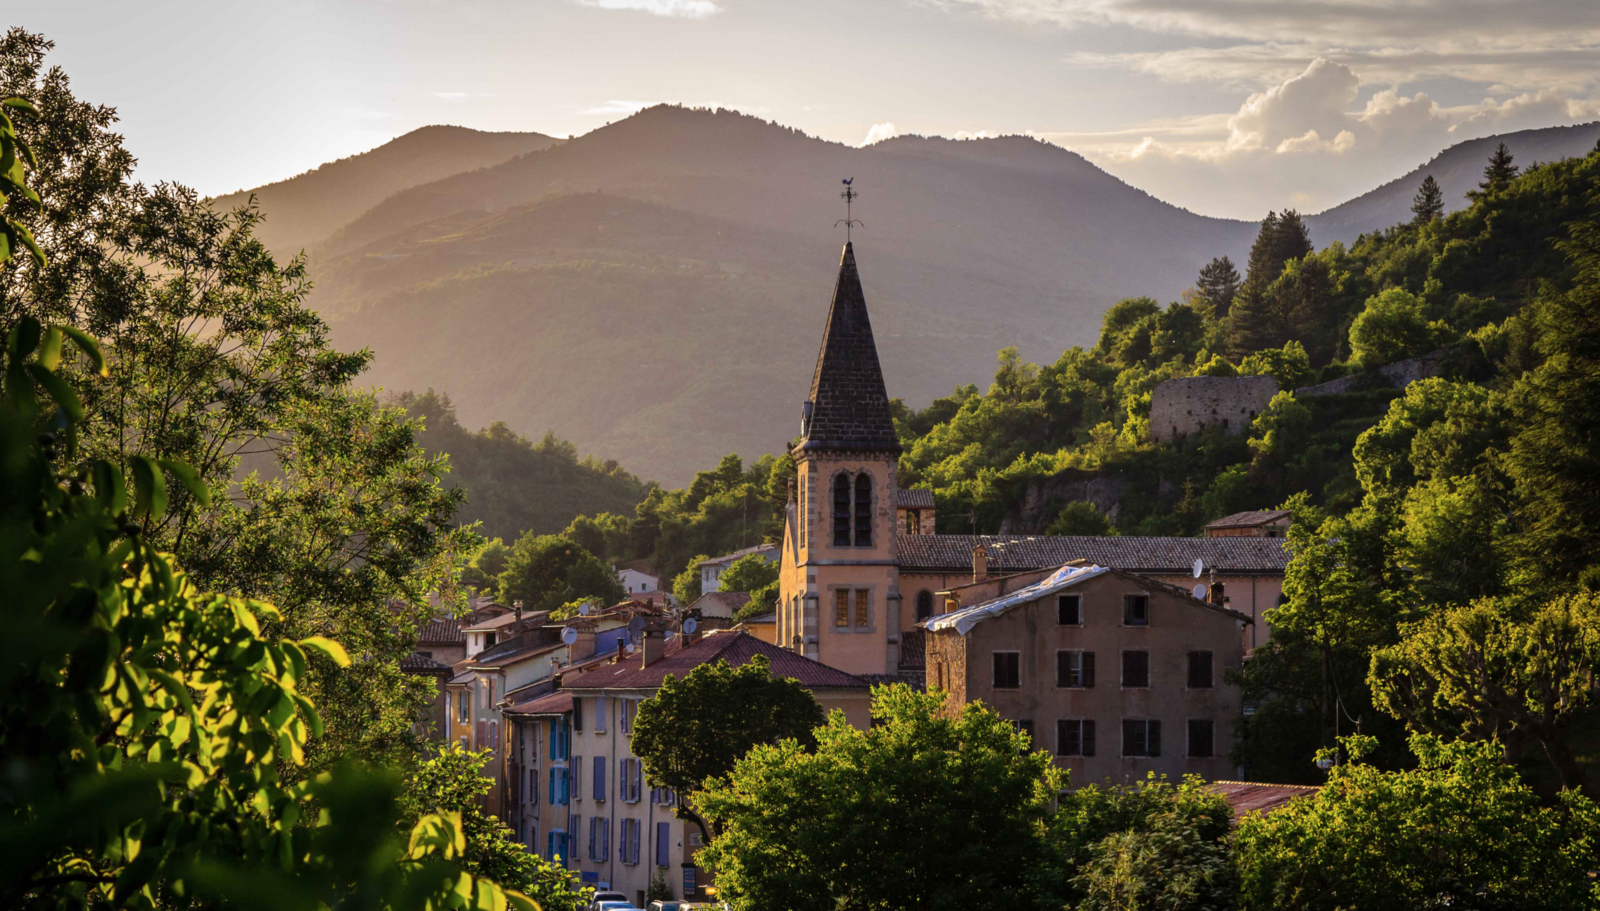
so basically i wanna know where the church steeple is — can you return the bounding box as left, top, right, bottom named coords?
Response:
left=797, top=242, right=900, bottom=453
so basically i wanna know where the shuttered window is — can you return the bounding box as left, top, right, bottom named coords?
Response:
left=1122, top=650, right=1150, bottom=688
left=1187, top=651, right=1214, bottom=689
left=1122, top=719, right=1161, bottom=757
left=1057, top=594, right=1082, bottom=625
left=1188, top=719, right=1215, bottom=758
left=993, top=651, right=1020, bottom=689
left=1123, top=594, right=1150, bottom=626
left=1056, top=719, right=1095, bottom=756
left=656, top=821, right=672, bottom=866
left=594, top=756, right=606, bottom=802
left=1056, top=650, right=1095, bottom=688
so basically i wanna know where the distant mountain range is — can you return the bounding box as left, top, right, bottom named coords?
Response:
left=221, top=107, right=1600, bottom=484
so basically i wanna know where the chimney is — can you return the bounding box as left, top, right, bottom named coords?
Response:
left=513, top=599, right=524, bottom=624
left=944, top=595, right=960, bottom=614
left=641, top=629, right=668, bottom=668
left=972, top=543, right=989, bottom=583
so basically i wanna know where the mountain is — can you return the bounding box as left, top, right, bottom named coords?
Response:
left=303, top=106, right=1259, bottom=484
left=1306, top=121, right=1600, bottom=245
left=211, top=125, right=560, bottom=257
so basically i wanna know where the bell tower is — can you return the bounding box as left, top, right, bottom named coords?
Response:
left=777, top=241, right=903, bottom=676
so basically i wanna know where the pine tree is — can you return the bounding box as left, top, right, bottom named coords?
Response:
left=1411, top=174, right=1443, bottom=225
left=1473, top=142, right=1518, bottom=199
left=1229, top=211, right=1315, bottom=356
left=1195, top=256, right=1241, bottom=317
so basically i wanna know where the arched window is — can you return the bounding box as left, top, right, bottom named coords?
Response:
left=916, top=589, right=934, bottom=621
left=832, top=474, right=852, bottom=546
left=854, top=473, right=873, bottom=547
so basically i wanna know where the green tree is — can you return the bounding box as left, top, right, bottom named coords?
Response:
left=461, top=536, right=511, bottom=591
left=1411, top=174, right=1443, bottom=225
left=403, top=745, right=588, bottom=910
left=717, top=552, right=778, bottom=593
left=1472, top=141, right=1519, bottom=199
left=673, top=553, right=710, bottom=605
left=696, top=685, right=1063, bottom=911
left=1348, top=287, right=1450, bottom=368
left=630, top=654, right=824, bottom=842
left=1234, top=734, right=1600, bottom=911
left=1194, top=256, right=1241, bottom=318
left=1370, top=593, right=1600, bottom=795
left=497, top=532, right=622, bottom=613
left=1045, top=500, right=1114, bottom=536
left=1073, top=812, right=1235, bottom=911
left=1237, top=340, right=1312, bottom=390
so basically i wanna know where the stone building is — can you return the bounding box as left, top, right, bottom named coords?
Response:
left=1148, top=375, right=1279, bottom=443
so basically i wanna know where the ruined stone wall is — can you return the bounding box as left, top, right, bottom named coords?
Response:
left=1149, top=376, right=1280, bottom=443
left=1295, top=350, right=1444, bottom=397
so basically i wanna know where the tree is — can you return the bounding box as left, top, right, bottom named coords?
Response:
left=630, top=654, right=824, bottom=842
left=1348, top=287, right=1450, bottom=368
left=1194, top=256, right=1241, bottom=318
left=1410, top=174, right=1443, bottom=225
left=717, top=552, right=778, bottom=594
left=695, top=685, right=1063, bottom=911
left=497, top=532, right=623, bottom=613
left=403, top=745, right=589, bottom=910
left=1234, top=735, right=1600, bottom=910
left=1370, top=594, right=1600, bottom=794
left=1237, top=340, right=1312, bottom=390
left=1473, top=142, right=1519, bottom=198
left=461, top=536, right=511, bottom=591
left=1045, top=500, right=1114, bottom=536
left=673, top=553, right=710, bottom=605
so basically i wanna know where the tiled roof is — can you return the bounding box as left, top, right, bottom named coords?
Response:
left=741, top=610, right=777, bottom=624
left=896, top=534, right=1289, bottom=575
left=691, top=591, right=752, bottom=615
left=505, top=691, right=574, bottom=717
left=473, top=642, right=563, bottom=669
left=896, top=488, right=936, bottom=510
left=1206, top=509, right=1291, bottom=529
left=898, top=628, right=926, bottom=668
left=698, top=543, right=778, bottom=568
left=462, top=611, right=548, bottom=633
left=562, top=630, right=868, bottom=692
left=796, top=243, right=900, bottom=454
left=400, top=652, right=453, bottom=674
left=1208, top=781, right=1319, bottom=817
left=417, top=616, right=465, bottom=645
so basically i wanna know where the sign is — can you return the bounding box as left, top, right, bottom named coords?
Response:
left=682, top=864, right=696, bottom=896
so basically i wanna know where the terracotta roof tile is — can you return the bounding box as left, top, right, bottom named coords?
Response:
left=896, top=534, right=1289, bottom=575
left=562, top=630, right=868, bottom=692
left=1208, top=780, right=1319, bottom=817
left=417, top=616, right=465, bottom=645
left=400, top=652, right=453, bottom=674
left=896, top=488, right=936, bottom=510
left=1205, top=509, right=1291, bottom=529
left=505, top=691, right=574, bottom=716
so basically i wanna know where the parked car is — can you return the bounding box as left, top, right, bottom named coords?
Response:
left=588, top=895, right=628, bottom=911
left=596, top=904, right=641, bottom=911
left=647, top=902, right=689, bottom=911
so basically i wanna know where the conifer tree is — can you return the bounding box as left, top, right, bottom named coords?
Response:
left=1411, top=174, right=1443, bottom=225
left=1472, top=142, right=1518, bottom=198
left=1228, top=211, right=1314, bottom=357
left=1195, top=256, right=1241, bottom=317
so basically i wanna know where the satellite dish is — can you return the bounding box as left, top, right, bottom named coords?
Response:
left=1192, top=558, right=1205, bottom=579
left=1192, top=583, right=1208, bottom=600
left=683, top=617, right=698, bottom=636
left=578, top=602, right=592, bottom=616
left=561, top=627, right=579, bottom=646
left=624, top=641, right=637, bottom=654
left=628, top=616, right=646, bottom=636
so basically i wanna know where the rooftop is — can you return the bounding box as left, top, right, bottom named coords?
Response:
left=417, top=616, right=465, bottom=645
left=1205, top=509, right=1292, bottom=530
left=698, top=543, right=779, bottom=568
left=795, top=243, right=900, bottom=454
left=562, top=630, right=868, bottom=692
left=1207, top=780, right=1319, bottom=817
left=690, top=591, right=753, bottom=616
left=897, top=534, right=1290, bottom=575
left=504, top=690, right=574, bottom=717
left=400, top=652, right=453, bottom=674
left=461, top=610, right=549, bottom=633
left=896, top=488, right=936, bottom=510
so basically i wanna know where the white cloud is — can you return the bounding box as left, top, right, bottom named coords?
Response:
left=1226, top=58, right=1359, bottom=151
left=953, top=129, right=1002, bottom=140
left=1455, top=89, right=1600, bottom=133
left=1275, top=129, right=1356, bottom=154
left=860, top=122, right=900, bottom=146
left=572, top=0, right=719, bottom=18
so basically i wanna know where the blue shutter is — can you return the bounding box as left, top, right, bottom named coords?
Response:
left=656, top=822, right=671, bottom=866
left=548, top=768, right=556, bottom=805
left=601, top=819, right=610, bottom=861
left=588, top=818, right=596, bottom=860
left=595, top=756, right=606, bottom=801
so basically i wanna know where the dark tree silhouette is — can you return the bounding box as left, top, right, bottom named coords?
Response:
left=1195, top=256, right=1241, bottom=317
left=1411, top=174, right=1443, bottom=225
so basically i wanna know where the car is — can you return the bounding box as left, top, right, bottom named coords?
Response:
left=596, top=905, right=641, bottom=911
left=647, top=903, right=690, bottom=911
left=589, top=896, right=629, bottom=911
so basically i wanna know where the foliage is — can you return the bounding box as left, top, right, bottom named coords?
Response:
left=631, top=655, right=824, bottom=838
left=403, top=745, right=589, bottom=911
left=1073, top=812, right=1235, bottom=911
left=673, top=553, right=710, bottom=606
left=717, top=552, right=778, bottom=594
left=696, top=685, right=1063, bottom=911
left=496, top=531, right=623, bottom=613
left=1473, top=142, right=1519, bottom=199
left=1348, top=287, right=1450, bottom=368
left=1045, top=500, right=1115, bottom=536
left=460, top=536, right=510, bottom=591
left=1234, top=734, right=1600, bottom=910
left=1193, top=256, right=1240, bottom=318
left=1411, top=174, right=1443, bottom=225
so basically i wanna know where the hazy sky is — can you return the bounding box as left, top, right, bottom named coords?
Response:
left=17, top=0, right=1600, bottom=219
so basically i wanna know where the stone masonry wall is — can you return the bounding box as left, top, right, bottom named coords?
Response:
left=1149, top=375, right=1280, bottom=443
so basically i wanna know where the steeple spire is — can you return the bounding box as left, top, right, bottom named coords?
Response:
left=796, top=242, right=899, bottom=453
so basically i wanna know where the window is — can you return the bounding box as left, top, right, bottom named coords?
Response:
left=456, top=691, right=469, bottom=724
left=916, top=589, right=934, bottom=622
left=589, top=817, right=610, bottom=862
left=529, top=768, right=539, bottom=806
left=906, top=509, right=920, bottom=534
left=573, top=697, right=583, bottom=732
left=656, top=821, right=672, bottom=866
left=1188, top=719, right=1215, bottom=758
left=595, top=696, right=607, bottom=732
left=572, top=755, right=581, bottom=800
left=1057, top=719, right=1096, bottom=756
left=834, top=589, right=850, bottom=627
left=593, top=756, right=606, bottom=801
left=854, top=473, right=873, bottom=546
left=855, top=589, right=870, bottom=628
left=548, top=768, right=569, bottom=805
left=832, top=474, right=851, bottom=546
left=1056, top=650, right=1095, bottom=688
left=1187, top=651, right=1214, bottom=689
left=620, top=758, right=643, bottom=803
left=621, top=818, right=641, bottom=865
left=1014, top=719, right=1034, bottom=745
left=1122, top=650, right=1150, bottom=688
left=1057, top=594, right=1082, bottom=626
left=1122, top=719, right=1162, bottom=757
left=1123, top=594, right=1149, bottom=626
left=993, top=651, right=1021, bottom=689
left=621, top=699, right=637, bottom=733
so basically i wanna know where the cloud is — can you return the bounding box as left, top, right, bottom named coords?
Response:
left=579, top=99, right=656, bottom=115
left=1226, top=58, right=1359, bottom=151
left=572, top=0, right=719, bottom=18
left=1456, top=89, right=1600, bottom=133
left=860, top=122, right=899, bottom=146
left=1274, top=129, right=1356, bottom=154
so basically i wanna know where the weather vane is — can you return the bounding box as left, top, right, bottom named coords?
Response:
left=835, top=178, right=862, bottom=242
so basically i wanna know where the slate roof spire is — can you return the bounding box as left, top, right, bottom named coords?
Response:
left=796, top=242, right=900, bottom=454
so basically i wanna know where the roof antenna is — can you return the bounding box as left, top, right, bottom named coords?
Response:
left=836, top=178, right=863, bottom=243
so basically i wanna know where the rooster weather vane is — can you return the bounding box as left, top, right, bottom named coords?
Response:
left=836, top=177, right=862, bottom=242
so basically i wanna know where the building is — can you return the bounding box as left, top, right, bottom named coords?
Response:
left=1148, top=375, right=1279, bottom=443
left=1204, top=509, right=1291, bottom=538
left=617, top=566, right=667, bottom=600
left=925, top=563, right=1250, bottom=784
left=513, top=629, right=870, bottom=906
left=698, top=544, right=779, bottom=595
left=775, top=243, right=1291, bottom=677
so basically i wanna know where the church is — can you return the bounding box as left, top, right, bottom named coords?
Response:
left=775, top=243, right=1291, bottom=678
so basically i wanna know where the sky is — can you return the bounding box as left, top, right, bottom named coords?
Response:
left=16, top=0, right=1600, bottom=219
